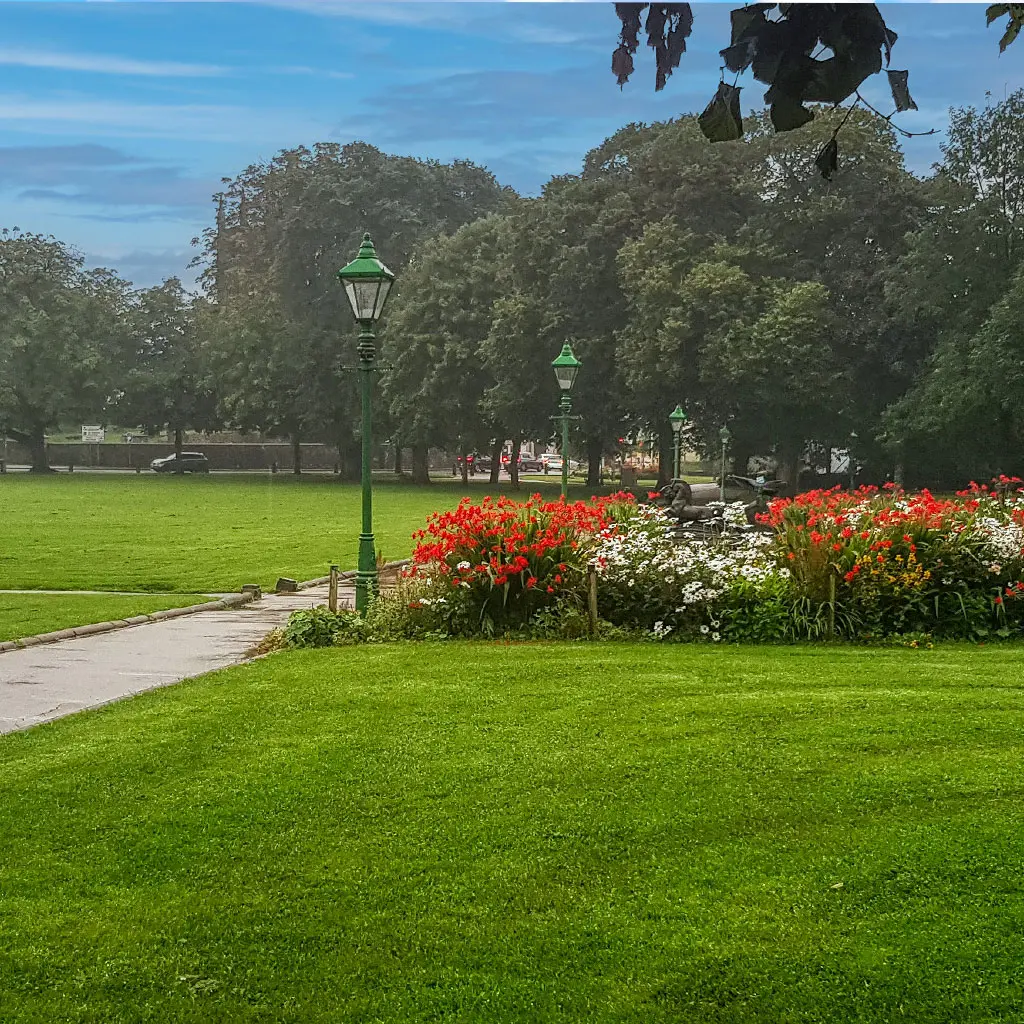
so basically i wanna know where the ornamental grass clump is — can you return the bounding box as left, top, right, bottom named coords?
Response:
left=406, top=492, right=635, bottom=636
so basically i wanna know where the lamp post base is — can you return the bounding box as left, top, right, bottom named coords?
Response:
left=356, top=532, right=378, bottom=614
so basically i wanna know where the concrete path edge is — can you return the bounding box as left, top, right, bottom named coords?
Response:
left=0, top=561, right=411, bottom=655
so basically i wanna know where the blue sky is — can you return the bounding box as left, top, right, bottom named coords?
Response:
left=0, top=1, right=1021, bottom=288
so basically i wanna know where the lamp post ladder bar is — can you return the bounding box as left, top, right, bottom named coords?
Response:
left=356, top=323, right=378, bottom=614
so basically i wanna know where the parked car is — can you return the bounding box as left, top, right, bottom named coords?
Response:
left=150, top=451, right=210, bottom=474
left=519, top=455, right=545, bottom=472
left=540, top=454, right=581, bottom=472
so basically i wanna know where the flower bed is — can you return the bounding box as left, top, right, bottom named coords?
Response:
left=405, top=493, right=634, bottom=636
left=757, top=481, right=1024, bottom=640
left=285, top=480, right=1024, bottom=647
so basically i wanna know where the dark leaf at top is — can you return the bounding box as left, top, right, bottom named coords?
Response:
left=697, top=81, right=744, bottom=142
left=729, top=4, right=771, bottom=46
left=815, top=137, right=839, bottom=180
left=985, top=3, right=1024, bottom=51
left=612, top=44, right=635, bottom=87
left=887, top=70, right=918, bottom=113
left=614, top=2, right=909, bottom=140
left=615, top=2, right=645, bottom=52
left=613, top=3, right=692, bottom=90
left=1000, top=17, right=1022, bottom=52
left=986, top=3, right=1010, bottom=25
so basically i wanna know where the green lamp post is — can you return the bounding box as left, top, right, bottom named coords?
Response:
left=337, top=233, right=396, bottom=615
left=669, top=404, right=687, bottom=479
left=718, top=423, right=732, bottom=502
left=551, top=343, right=582, bottom=500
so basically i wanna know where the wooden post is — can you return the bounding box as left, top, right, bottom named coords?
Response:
left=329, top=564, right=339, bottom=613
left=587, top=565, right=599, bottom=638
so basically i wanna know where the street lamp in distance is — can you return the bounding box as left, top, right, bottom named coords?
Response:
left=718, top=423, right=732, bottom=502
left=669, top=404, right=687, bottom=480
left=337, top=232, right=396, bottom=615
left=551, top=343, right=582, bottom=500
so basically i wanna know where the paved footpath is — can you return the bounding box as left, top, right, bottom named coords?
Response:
left=0, top=584, right=346, bottom=735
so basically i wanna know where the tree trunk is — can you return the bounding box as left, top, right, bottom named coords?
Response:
left=394, top=440, right=404, bottom=476
left=460, top=445, right=469, bottom=486
left=174, top=426, right=183, bottom=459
left=489, top=439, right=502, bottom=485
left=657, top=428, right=671, bottom=488
left=586, top=435, right=603, bottom=487
left=509, top=434, right=522, bottom=490
left=28, top=425, right=50, bottom=473
left=779, top=448, right=801, bottom=495
left=411, top=442, right=430, bottom=485
left=732, top=445, right=751, bottom=480
left=292, top=435, right=302, bottom=475
left=336, top=428, right=360, bottom=482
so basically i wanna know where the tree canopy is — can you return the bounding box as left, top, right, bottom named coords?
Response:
left=6, top=89, right=1024, bottom=489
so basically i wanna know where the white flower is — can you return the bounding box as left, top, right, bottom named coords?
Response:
left=699, top=624, right=710, bottom=635
left=711, top=632, right=721, bottom=642
left=456, top=560, right=471, bottom=571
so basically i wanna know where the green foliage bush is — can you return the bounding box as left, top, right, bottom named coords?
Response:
left=284, top=607, right=353, bottom=648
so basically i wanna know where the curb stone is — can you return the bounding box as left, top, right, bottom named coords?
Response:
left=0, top=560, right=413, bottom=656
left=0, top=590, right=262, bottom=654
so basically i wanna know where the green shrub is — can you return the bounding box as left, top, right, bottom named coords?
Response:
left=284, top=607, right=354, bottom=648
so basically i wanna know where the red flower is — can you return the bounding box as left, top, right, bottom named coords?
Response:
left=526, top=576, right=538, bottom=589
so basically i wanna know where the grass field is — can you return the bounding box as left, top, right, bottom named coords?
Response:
left=2, top=643, right=1023, bottom=1022
left=0, top=474, right=578, bottom=593
left=0, top=593, right=212, bottom=642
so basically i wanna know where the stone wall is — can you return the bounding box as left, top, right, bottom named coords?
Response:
left=3, top=442, right=340, bottom=471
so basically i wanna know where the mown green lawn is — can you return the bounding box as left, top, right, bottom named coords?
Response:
left=0, top=593, right=212, bottom=642
left=0, top=474, right=583, bottom=592
left=2, top=643, right=1023, bottom=1022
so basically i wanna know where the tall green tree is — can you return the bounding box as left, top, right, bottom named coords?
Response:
left=205, top=291, right=314, bottom=472
left=382, top=215, right=510, bottom=484
left=883, top=91, right=1024, bottom=482
left=196, top=142, right=512, bottom=479
left=0, top=230, right=131, bottom=471
left=118, top=278, right=217, bottom=457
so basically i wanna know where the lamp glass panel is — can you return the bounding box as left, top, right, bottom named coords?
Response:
left=372, top=276, right=393, bottom=320
left=554, top=364, right=578, bottom=391
left=346, top=279, right=384, bottom=321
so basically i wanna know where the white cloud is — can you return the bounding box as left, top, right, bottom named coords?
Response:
left=269, top=64, right=355, bottom=80
left=0, top=93, right=326, bottom=143
left=0, top=47, right=226, bottom=77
